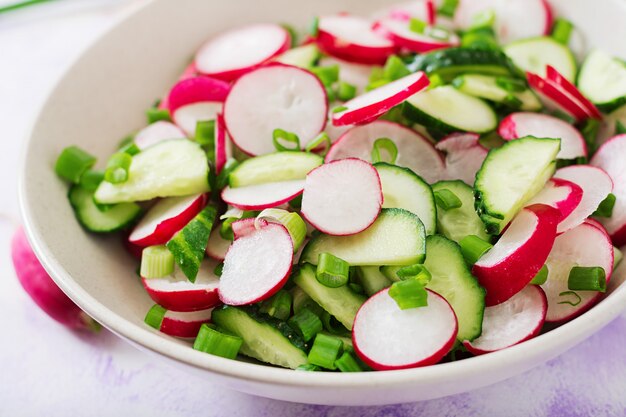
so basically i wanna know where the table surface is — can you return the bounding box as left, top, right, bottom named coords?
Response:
left=2, top=2, right=626, bottom=416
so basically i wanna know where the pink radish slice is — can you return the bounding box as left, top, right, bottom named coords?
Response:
left=352, top=288, right=457, bottom=370
left=526, top=72, right=592, bottom=122
left=553, top=165, right=613, bottom=234
left=376, top=18, right=459, bottom=54
left=454, top=0, right=552, bottom=44
left=318, top=56, right=376, bottom=95
left=473, top=204, right=560, bottom=306
left=498, top=113, right=587, bottom=160
left=316, top=15, right=396, bottom=65
left=526, top=178, right=583, bottom=223
left=221, top=180, right=305, bottom=211
left=463, top=285, right=547, bottom=355
left=545, top=66, right=602, bottom=120
left=166, top=76, right=230, bottom=115
left=435, top=133, right=488, bottom=185
left=326, top=120, right=445, bottom=183
left=301, top=159, right=383, bottom=236
left=158, top=62, right=197, bottom=110
left=134, top=121, right=187, bottom=150
left=206, top=227, right=231, bottom=261
left=219, top=223, right=293, bottom=305
left=194, top=24, right=290, bottom=81
left=223, top=64, right=328, bottom=156
left=173, top=101, right=222, bottom=137
left=129, top=193, right=208, bottom=247
left=214, top=113, right=231, bottom=173
left=11, top=227, right=99, bottom=332
left=231, top=218, right=268, bottom=240
left=542, top=222, right=613, bottom=323
left=332, top=71, right=430, bottom=126
left=142, top=260, right=221, bottom=312
left=158, top=308, right=213, bottom=338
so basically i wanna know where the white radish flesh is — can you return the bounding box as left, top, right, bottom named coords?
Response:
left=221, top=180, right=305, bottom=211
left=134, top=121, right=186, bottom=150
left=436, top=133, right=488, bottom=185
left=173, top=102, right=222, bottom=137
left=376, top=18, right=459, bottom=54
left=526, top=178, right=583, bottom=223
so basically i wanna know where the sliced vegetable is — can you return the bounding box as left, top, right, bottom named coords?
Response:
left=435, top=133, right=488, bottom=185
left=228, top=152, right=323, bottom=188
left=526, top=178, right=583, bottom=224
left=68, top=186, right=141, bottom=233
left=167, top=75, right=230, bottom=114
left=221, top=180, right=305, bottom=211
left=133, top=121, right=186, bottom=150
left=55, top=146, right=96, bottom=184
left=504, top=37, right=576, bottom=81
left=452, top=74, right=542, bottom=111
left=578, top=49, right=626, bottom=112
left=145, top=304, right=213, bottom=338
left=140, top=245, right=175, bottom=279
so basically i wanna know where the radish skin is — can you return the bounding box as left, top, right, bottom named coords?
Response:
left=526, top=178, right=583, bottom=223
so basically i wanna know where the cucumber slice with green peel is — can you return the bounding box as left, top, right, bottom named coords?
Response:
left=424, top=235, right=485, bottom=342
left=452, top=74, right=542, bottom=111
left=274, top=44, right=320, bottom=68
left=432, top=181, right=490, bottom=243
left=95, top=139, right=210, bottom=204
left=300, top=208, right=426, bottom=266
left=228, top=152, right=323, bottom=188
left=293, top=264, right=366, bottom=330
left=211, top=306, right=308, bottom=369
left=355, top=266, right=392, bottom=296
left=68, top=186, right=141, bottom=233
left=403, top=86, right=498, bottom=135
left=374, top=163, right=436, bottom=235
left=504, top=37, right=577, bottom=82
left=578, top=49, right=626, bottom=112
left=474, top=137, right=560, bottom=234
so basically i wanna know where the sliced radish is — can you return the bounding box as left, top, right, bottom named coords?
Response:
left=129, top=193, right=208, bottom=247
left=316, top=15, right=395, bottom=65
left=526, top=72, right=593, bottom=122
left=326, top=120, right=445, bottom=183
left=158, top=62, right=197, bottom=110
left=231, top=218, right=268, bottom=240
left=553, top=165, right=613, bottom=234
left=545, top=65, right=602, bottom=120
left=591, top=134, right=626, bottom=246
left=173, top=101, right=222, bottom=137
left=542, top=222, right=614, bottom=322
left=133, top=121, right=187, bottom=150
left=166, top=76, right=230, bottom=115
left=219, top=223, right=293, bottom=305
left=498, top=113, right=587, bottom=160
left=332, top=71, right=430, bottom=126
left=526, top=178, right=583, bottom=223
left=214, top=113, right=231, bottom=173
left=206, top=226, right=231, bottom=261
left=142, top=260, right=221, bottom=312
left=223, top=64, right=328, bottom=156
left=454, top=0, right=552, bottom=44
left=376, top=18, right=459, bottom=54
left=301, top=159, right=383, bottom=236
left=352, top=288, right=457, bottom=370
left=318, top=56, right=376, bottom=95
left=158, top=308, right=214, bottom=338
left=435, top=133, right=488, bottom=185
left=221, top=180, right=305, bottom=211
left=473, top=204, right=560, bottom=306
left=463, top=285, right=547, bottom=355
left=194, top=24, right=290, bottom=81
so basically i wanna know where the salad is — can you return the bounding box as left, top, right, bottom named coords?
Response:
left=53, top=0, right=626, bottom=372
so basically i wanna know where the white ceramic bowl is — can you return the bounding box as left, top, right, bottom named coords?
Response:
left=19, top=0, right=626, bottom=406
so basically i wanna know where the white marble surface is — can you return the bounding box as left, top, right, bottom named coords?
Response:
left=3, top=2, right=626, bottom=416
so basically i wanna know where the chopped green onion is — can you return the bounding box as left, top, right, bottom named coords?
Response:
left=288, top=307, right=323, bottom=342
left=316, top=253, right=350, bottom=288
left=326, top=86, right=337, bottom=103
left=311, top=65, right=340, bottom=88
left=310, top=16, right=320, bottom=37
left=530, top=265, right=549, bottom=285
left=617, top=121, right=626, bottom=135
left=321, top=311, right=348, bottom=335
left=348, top=282, right=364, bottom=295
left=426, top=26, right=452, bottom=41
left=305, top=132, right=332, bottom=156
left=119, top=142, right=141, bottom=156
left=214, top=262, right=224, bottom=277
left=434, top=189, right=463, bottom=210
left=296, top=363, right=320, bottom=371
left=272, top=128, right=301, bottom=151
left=332, top=105, right=348, bottom=114
left=140, top=245, right=175, bottom=278
left=335, top=351, right=362, bottom=372
left=593, top=193, right=616, bottom=218
left=568, top=266, right=607, bottom=292
left=580, top=118, right=600, bottom=154
left=146, top=107, right=171, bottom=124
left=259, top=290, right=292, bottom=320
left=281, top=23, right=298, bottom=47
left=380, top=265, right=402, bottom=283
left=428, top=73, right=445, bottom=89
left=104, top=152, right=133, bottom=184
left=54, top=146, right=97, bottom=184
left=195, top=119, right=216, bottom=147
left=336, top=81, right=357, bottom=101
left=614, top=246, right=623, bottom=270
left=79, top=169, right=105, bottom=191
left=409, top=18, right=427, bottom=35
left=470, top=9, right=495, bottom=30
left=0, top=0, right=55, bottom=14
left=461, top=29, right=499, bottom=50
left=395, top=264, right=432, bottom=285
left=388, top=278, right=428, bottom=310
left=144, top=304, right=166, bottom=330
left=219, top=209, right=255, bottom=240
left=289, top=194, right=303, bottom=209
left=438, top=0, right=459, bottom=17
left=193, top=324, right=243, bottom=359
left=459, top=235, right=493, bottom=264
left=551, top=18, right=574, bottom=45
left=371, top=137, right=398, bottom=164
left=308, top=333, right=343, bottom=370
left=383, top=55, right=411, bottom=82
left=368, top=66, right=385, bottom=84
left=552, top=110, right=577, bottom=125
left=256, top=208, right=307, bottom=251
left=495, top=76, right=527, bottom=93
left=557, top=291, right=582, bottom=306
left=215, top=158, right=239, bottom=191
left=366, top=79, right=390, bottom=91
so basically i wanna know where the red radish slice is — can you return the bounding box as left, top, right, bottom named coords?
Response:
left=129, top=193, right=207, bottom=247
left=473, top=204, right=560, bottom=306
left=542, top=222, right=613, bottom=322
left=545, top=66, right=602, bottom=120
left=142, top=260, right=221, bottom=312
left=526, top=178, right=583, bottom=223
left=426, top=0, right=436, bottom=25
left=195, top=24, right=290, bottom=81
left=454, top=0, right=552, bottom=44
left=206, top=227, right=231, bottom=261
left=318, top=56, right=376, bottom=95
left=316, top=15, right=395, bottom=65
left=376, top=18, right=459, bottom=54
left=231, top=218, right=268, bottom=240
left=526, top=72, right=592, bottom=122
left=436, top=133, right=488, bottom=185
left=221, top=180, right=305, bottom=211
left=224, top=64, right=328, bottom=156
left=219, top=223, right=293, bottom=305
left=463, top=285, right=547, bottom=355
left=158, top=62, right=197, bottom=110
left=166, top=76, right=230, bottom=115
left=353, top=288, right=457, bottom=370
left=158, top=308, right=213, bottom=338
left=301, top=159, right=383, bottom=236
left=173, top=101, right=222, bottom=137
left=332, top=71, right=430, bottom=126
left=214, top=113, right=231, bottom=173
left=553, top=165, right=613, bottom=234
left=134, top=121, right=187, bottom=150
left=499, top=113, right=587, bottom=160
left=326, top=120, right=445, bottom=183
left=591, top=134, right=626, bottom=246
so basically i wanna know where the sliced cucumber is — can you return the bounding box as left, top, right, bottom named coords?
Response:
left=452, top=74, right=542, bottom=111
left=229, top=151, right=323, bottom=188
left=504, top=37, right=577, bottom=81
left=68, top=185, right=141, bottom=233
left=355, top=266, right=392, bottom=296
left=432, top=180, right=490, bottom=243
left=374, top=163, right=436, bottom=235
left=578, top=49, right=626, bottom=112
left=300, top=208, right=426, bottom=266
left=293, top=264, right=366, bottom=330
left=274, top=44, right=320, bottom=68
left=475, top=137, right=560, bottom=234
left=95, top=139, right=210, bottom=204
left=424, top=235, right=485, bottom=342
left=211, top=306, right=308, bottom=369
left=403, top=86, right=497, bottom=135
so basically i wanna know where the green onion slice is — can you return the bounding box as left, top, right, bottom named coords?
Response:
left=593, top=193, right=616, bottom=218
left=79, top=169, right=105, bottom=191
left=304, top=132, right=331, bottom=156
left=557, top=291, right=582, bottom=306
left=140, top=245, right=175, bottom=278
left=255, top=208, right=307, bottom=251
left=371, top=137, right=398, bottom=164
left=259, top=290, right=292, bottom=321
left=551, top=18, right=574, bottom=45
left=617, top=121, right=626, bottom=135
left=288, top=307, right=323, bottom=342
left=272, top=128, right=301, bottom=151
left=388, top=278, right=429, bottom=310
left=146, top=107, right=171, bottom=124
left=470, top=9, right=495, bottom=30
left=335, top=351, right=362, bottom=372
left=332, top=105, right=348, bottom=114
left=296, top=363, right=320, bottom=372
left=530, top=265, right=549, bottom=285
left=104, top=152, right=133, bottom=184
left=383, top=55, right=411, bottom=81
left=568, top=266, right=607, bottom=292
left=144, top=304, right=167, bottom=330
left=193, top=324, right=243, bottom=359
left=336, top=81, right=357, bottom=102
left=434, top=189, right=463, bottom=211
left=54, top=146, right=97, bottom=184
left=395, top=264, right=432, bottom=285
left=308, top=333, right=343, bottom=370
left=316, top=253, right=350, bottom=288
left=459, top=235, right=493, bottom=265
left=409, top=18, right=427, bottom=34
left=310, top=65, right=340, bottom=88
left=309, top=16, right=320, bottom=37
left=438, top=0, right=459, bottom=17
